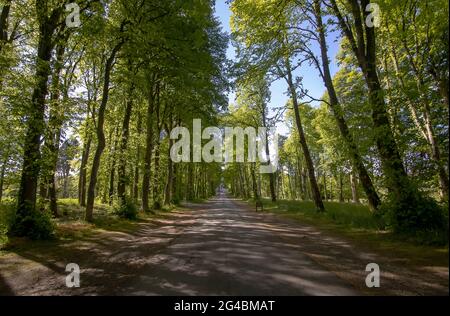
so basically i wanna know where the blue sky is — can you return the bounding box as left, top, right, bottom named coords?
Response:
left=213, top=0, right=341, bottom=135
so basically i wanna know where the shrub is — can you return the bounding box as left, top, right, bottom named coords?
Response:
left=0, top=201, right=16, bottom=224
left=153, top=200, right=162, bottom=211
left=0, top=203, right=15, bottom=246
left=172, top=196, right=181, bottom=205
left=9, top=208, right=55, bottom=240
left=1, top=202, right=15, bottom=245
left=113, top=197, right=138, bottom=220
left=379, top=188, right=448, bottom=245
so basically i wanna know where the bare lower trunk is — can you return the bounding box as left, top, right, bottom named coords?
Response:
left=285, top=60, right=324, bottom=212
left=0, top=156, right=7, bottom=202
left=78, top=136, right=91, bottom=206
left=133, top=116, right=142, bottom=204
left=261, top=108, right=276, bottom=202
left=108, top=163, right=115, bottom=205
left=322, top=173, right=327, bottom=201
left=107, top=126, right=120, bottom=205
left=251, top=163, right=258, bottom=199
left=172, top=163, right=178, bottom=203
left=142, top=85, right=155, bottom=212
left=164, top=129, right=174, bottom=205
left=117, top=86, right=134, bottom=204
left=350, top=172, right=360, bottom=204
left=152, top=140, right=161, bottom=209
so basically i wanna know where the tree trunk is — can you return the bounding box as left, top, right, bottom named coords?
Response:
left=164, top=124, right=174, bottom=205
left=330, top=0, right=415, bottom=209
left=62, top=165, right=70, bottom=198
left=0, top=0, right=12, bottom=77
left=79, top=136, right=91, bottom=206
left=350, top=172, right=360, bottom=204
left=172, top=162, right=179, bottom=203
left=142, top=84, right=155, bottom=212
left=237, top=165, right=245, bottom=198
left=0, top=1, right=11, bottom=48
left=261, top=106, right=276, bottom=202
left=85, top=41, right=123, bottom=222
left=133, top=115, right=142, bottom=204
left=285, top=59, right=325, bottom=212
left=152, top=139, right=161, bottom=209
left=152, top=87, right=163, bottom=209
left=16, top=5, right=59, bottom=223
left=187, top=163, right=195, bottom=200
left=251, top=163, right=259, bottom=199
left=279, top=171, right=285, bottom=200
left=117, top=87, right=134, bottom=204
left=313, top=0, right=380, bottom=210
left=108, top=126, right=120, bottom=206
left=242, top=165, right=250, bottom=198
left=0, top=155, right=7, bottom=202
left=288, top=170, right=294, bottom=200
left=41, top=41, right=66, bottom=217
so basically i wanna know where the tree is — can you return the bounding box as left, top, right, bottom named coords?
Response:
left=13, top=0, right=66, bottom=235
left=231, top=0, right=325, bottom=211
left=328, top=0, right=446, bottom=232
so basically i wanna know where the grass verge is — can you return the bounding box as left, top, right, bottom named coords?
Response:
left=246, top=198, right=448, bottom=267
left=0, top=198, right=180, bottom=251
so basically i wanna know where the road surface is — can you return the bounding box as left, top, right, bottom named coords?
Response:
left=2, top=194, right=447, bottom=295
left=120, top=195, right=359, bottom=295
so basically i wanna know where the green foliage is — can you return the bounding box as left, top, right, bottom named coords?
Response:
left=0, top=0, right=448, bottom=249
left=9, top=207, right=55, bottom=240
left=378, top=188, right=449, bottom=245
left=257, top=197, right=448, bottom=246
left=0, top=201, right=16, bottom=246
left=260, top=199, right=383, bottom=230
left=113, top=197, right=138, bottom=220
left=172, top=196, right=181, bottom=205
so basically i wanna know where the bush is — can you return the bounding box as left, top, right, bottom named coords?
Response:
left=172, top=196, right=181, bottom=205
left=113, top=197, right=138, bottom=220
left=1, top=202, right=15, bottom=245
left=9, top=208, right=55, bottom=240
left=0, top=201, right=16, bottom=228
left=379, top=188, right=448, bottom=245
left=153, top=200, right=162, bottom=210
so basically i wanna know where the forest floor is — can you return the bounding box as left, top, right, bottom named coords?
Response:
left=0, top=195, right=448, bottom=296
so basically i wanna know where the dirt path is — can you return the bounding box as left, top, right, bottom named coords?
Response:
left=0, top=195, right=447, bottom=295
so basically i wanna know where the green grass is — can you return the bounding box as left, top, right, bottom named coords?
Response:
left=0, top=198, right=179, bottom=249
left=247, top=198, right=448, bottom=267
left=262, top=199, right=382, bottom=230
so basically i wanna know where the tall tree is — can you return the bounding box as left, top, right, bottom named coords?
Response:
left=13, top=0, right=65, bottom=234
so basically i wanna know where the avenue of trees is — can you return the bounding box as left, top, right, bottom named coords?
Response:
left=1, top=0, right=227, bottom=238
left=225, top=0, right=448, bottom=238
left=0, top=0, right=448, bottom=242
